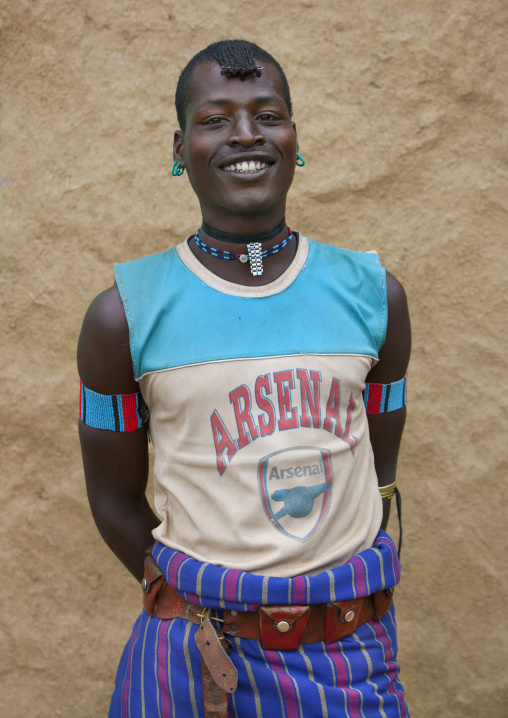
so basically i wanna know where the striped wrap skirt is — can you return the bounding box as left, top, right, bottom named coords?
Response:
left=109, top=531, right=409, bottom=717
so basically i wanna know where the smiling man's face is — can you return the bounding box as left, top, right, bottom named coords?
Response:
left=173, top=60, right=298, bottom=226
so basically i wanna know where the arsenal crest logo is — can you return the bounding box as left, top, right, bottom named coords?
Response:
left=258, top=446, right=333, bottom=542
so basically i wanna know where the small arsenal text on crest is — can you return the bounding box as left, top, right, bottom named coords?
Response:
left=258, top=446, right=333, bottom=542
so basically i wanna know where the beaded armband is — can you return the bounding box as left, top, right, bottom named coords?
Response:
left=363, top=374, right=407, bottom=414
left=79, top=381, right=149, bottom=431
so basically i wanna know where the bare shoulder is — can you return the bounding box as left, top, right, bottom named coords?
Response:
left=367, top=270, right=411, bottom=383
left=385, top=270, right=408, bottom=321
left=77, top=285, right=138, bottom=394
left=80, top=284, right=127, bottom=339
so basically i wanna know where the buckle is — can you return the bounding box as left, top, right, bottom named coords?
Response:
left=197, top=608, right=227, bottom=626
left=259, top=606, right=310, bottom=650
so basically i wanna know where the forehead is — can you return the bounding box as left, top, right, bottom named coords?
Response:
left=186, top=60, right=287, bottom=116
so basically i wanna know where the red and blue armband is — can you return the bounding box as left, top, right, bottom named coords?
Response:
left=363, top=374, right=407, bottom=414
left=79, top=381, right=149, bottom=431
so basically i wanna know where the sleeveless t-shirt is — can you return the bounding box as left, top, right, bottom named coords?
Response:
left=114, top=235, right=387, bottom=577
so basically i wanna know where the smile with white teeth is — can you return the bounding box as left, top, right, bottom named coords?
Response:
left=222, top=160, right=269, bottom=173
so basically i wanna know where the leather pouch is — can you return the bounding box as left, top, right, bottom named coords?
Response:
left=259, top=606, right=310, bottom=650
left=142, top=553, right=167, bottom=617
left=372, top=588, right=394, bottom=620
left=324, top=599, right=362, bottom=642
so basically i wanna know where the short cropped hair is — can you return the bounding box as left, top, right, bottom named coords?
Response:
left=175, top=40, right=293, bottom=131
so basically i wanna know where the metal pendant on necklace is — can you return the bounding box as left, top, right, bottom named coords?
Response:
left=247, top=242, right=263, bottom=276
left=193, top=230, right=293, bottom=276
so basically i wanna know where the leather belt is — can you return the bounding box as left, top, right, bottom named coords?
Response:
left=141, top=553, right=394, bottom=716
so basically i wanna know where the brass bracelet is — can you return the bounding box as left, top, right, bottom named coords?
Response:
left=379, top=478, right=397, bottom=500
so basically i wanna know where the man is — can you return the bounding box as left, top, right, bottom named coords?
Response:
left=78, top=39, right=411, bottom=717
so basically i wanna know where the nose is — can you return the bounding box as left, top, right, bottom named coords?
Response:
left=228, top=112, right=265, bottom=147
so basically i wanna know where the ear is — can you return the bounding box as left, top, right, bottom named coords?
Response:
left=292, top=122, right=298, bottom=153
left=173, top=130, right=185, bottom=164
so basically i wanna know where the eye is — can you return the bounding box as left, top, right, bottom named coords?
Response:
left=257, top=112, right=280, bottom=121
left=203, top=116, right=228, bottom=125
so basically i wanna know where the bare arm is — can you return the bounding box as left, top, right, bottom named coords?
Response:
left=366, top=271, right=411, bottom=530
left=77, top=285, right=159, bottom=582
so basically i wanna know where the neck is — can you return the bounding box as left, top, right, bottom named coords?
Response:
left=201, top=218, right=286, bottom=245
left=199, top=201, right=288, bottom=239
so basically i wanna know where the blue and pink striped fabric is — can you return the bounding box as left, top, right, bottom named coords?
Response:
left=109, top=531, right=409, bottom=717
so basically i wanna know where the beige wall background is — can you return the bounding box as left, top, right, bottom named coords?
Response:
left=1, top=1, right=507, bottom=716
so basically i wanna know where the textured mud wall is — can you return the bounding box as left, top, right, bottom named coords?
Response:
left=1, top=1, right=507, bottom=716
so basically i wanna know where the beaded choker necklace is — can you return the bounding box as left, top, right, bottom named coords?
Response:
left=201, top=218, right=286, bottom=245
left=194, top=229, right=293, bottom=277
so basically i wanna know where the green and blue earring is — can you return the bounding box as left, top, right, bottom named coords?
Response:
left=296, top=152, right=305, bottom=167
left=172, top=161, right=185, bottom=177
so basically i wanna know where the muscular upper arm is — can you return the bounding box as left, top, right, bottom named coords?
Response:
left=78, top=284, right=139, bottom=394
left=368, top=271, right=411, bottom=386
left=77, top=285, right=149, bottom=504
left=366, top=272, right=411, bottom=525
